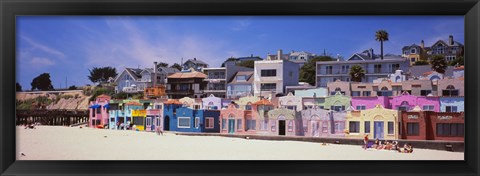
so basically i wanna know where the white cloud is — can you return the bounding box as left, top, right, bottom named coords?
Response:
left=20, top=36, right=66, bottom=59
left=231, top=19, right=252, bottom=31
left=30, top=57, right=55, bottom=67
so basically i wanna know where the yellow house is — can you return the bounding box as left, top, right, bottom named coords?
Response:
left=132, top=110, right=147, bottom=131
left=345, top=104, right=400, bottom=140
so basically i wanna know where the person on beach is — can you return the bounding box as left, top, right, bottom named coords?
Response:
left=156, top=127, right=164, bottom=136
left=371, top=138, right=380, bottom=149
left=363, top=134, right=369, bottom=150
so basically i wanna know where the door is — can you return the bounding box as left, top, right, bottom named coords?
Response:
left=311, top=121, right=319, bottom=137
left=321, top=121, right=329, bottom=136
left=164, top=116, right=170, bottom=131
left=374, top=121, right=384, bottom=139
left=146, top=117, right=152, bottom=131
left=279, top=120, right=286, bottom=136
left=228, top=119, right=235, bottom=133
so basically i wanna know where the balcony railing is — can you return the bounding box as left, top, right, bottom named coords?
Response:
left=122, top=87, right=143, bottom=93
left=206, top=75, right=226, bottom=79
left=166, top=90, right=194, bottom=94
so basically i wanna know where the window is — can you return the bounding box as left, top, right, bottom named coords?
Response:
left=288, top=120, right=293, bottom=132
left=420, top=90, right=432, bottom=96
left=349, top=121, right=360, bottom=133
left=326, top=66, right=333, bottom=74
left=410, top=48, right=416, bottom=54
left=398, top=101, right=410, bottom=111
left=178, top=117, right=191, bottom=128
left=133, top=117, right=144, bottom=126
left=222, top=119, right=227, bottom=130
left=321, top=122, right=328, bottom=133
left=407, top=123, right=419, bottom=136
left=194, top=105, right=201, bottom=110
left=446, top=106, right=458, bottom=112
left=96, top=108, right=101, bottom=114
left=374, top=64, right=382, bottom=73
left=246, top=120, right=256, bottom=131
left=364, top=121, right=370, bottom=133
left=391, top=64, right=400, bottom=72
left=195, top=117, right=200, bottom=128
left=411, top=58, right=416, bottom=62
left=351, top=91, right=360, bottom=97
left=443, top=85, right=459, bottom=96
left=436, top=123, right=464, bottom=137
left=146, top=117, right=152, bottom=126
left=205, top=117, right=214, bottom=129
left=333, top=122, right=342, bottom=133
left=261, top=119, right=269, bottom=130
left=362, top=91, right=371, bottom=96
left=260, top=83, right=276, bottom=91
left=236, top=75, right=247, bottom=81
left=271, top=120, right=276, bottom=131
left=92, top=109, right=96, bottom=117
left=423, top=105, right=434, bottom=111
left=237, top=119, right=242, bottom=130
left=388, top=122, right=394, bottom=134
left=261, top=69, right=277, bottom=77
left=331, top=106, right=345, bottom=112
left=156, top=105, right=162, bottom=109
left=356, top=106, right=366, bottom=110
left=245, top=104, right=252, bottom=110
left=286, top=105, right=296, bottom=110
left=377, top=87, right=392, bottom=96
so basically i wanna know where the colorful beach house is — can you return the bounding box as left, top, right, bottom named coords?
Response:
left=301, top=108, right=346, bottom=137
left=89, top=94, right=111, bottom=128
left=345, top=104, right=400, bottom=140
left=146, top=108, right=162, bottom=132
left=220, top=102, right=256, bottom=134
left=399, top=106, right=429, bottom=140
left=266, top=107, right=301, bottom=136
left=278, top=92, right=303, bottom=111
left=235, top=95, right=260, bottom=110
left=179, top=97, right=202, bottom=110
left=122, top=101, right=145, bottom=130
left=251, top=99, right=275, bottom=135
left=351, top=96, right=390, bottom=110
left=439, top=97, right=464, bottom=112
left=324, top=91, right=351, bottom=111
left=163, top=99, right=183, bottom=131
left=389, top=92, right=440, bottom=112
left=202, top=94, right=222, bottom=110
left=170, top=107, right=220, bottom=133
left=131, top=109, right=147, bottom=131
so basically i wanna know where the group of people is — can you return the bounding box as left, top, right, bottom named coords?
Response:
left=363, top=134, right=413, bottom=153
left=24, top=122, right=38, bottom=129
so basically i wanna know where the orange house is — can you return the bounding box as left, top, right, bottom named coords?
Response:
left=144, top=85, right=167, bottom=99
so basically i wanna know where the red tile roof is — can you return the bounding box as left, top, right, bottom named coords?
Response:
left=252, top=99, right=273, bottom=106
left=164, top=99, right=183, bottom=105
left=125, top=101, right=142, bottom=106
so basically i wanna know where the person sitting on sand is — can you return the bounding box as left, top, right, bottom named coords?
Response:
left=375, top=141, right=384, bottom=150
left=371, top=138, right=380, bottom=149
left=25, top=123, right=36, bottom=129
left=405, top=144, right=413, bottom=153
left=391, top=141, right=399, bottom=151
left=383, top=141, right=393, bottom=150
left=120, top=123, right=125, bottom=130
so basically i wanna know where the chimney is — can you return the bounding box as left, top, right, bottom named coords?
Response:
left=449, top=35, right=453, bottom=45
left=194, top=58, right=197, bottom=61
left=369, top=48, right=374, bottom=59
left=421, top=40, right=425, bottom=48
left=277, top=49, right=283, bottom=60
left=153, top=61, right=158, bottom=87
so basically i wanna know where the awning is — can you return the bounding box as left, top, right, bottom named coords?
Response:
left=103, top=104, right=110, bottom=109
left=89, top=104, right=101, bottom=108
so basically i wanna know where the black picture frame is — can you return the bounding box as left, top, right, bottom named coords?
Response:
left=1, top=0, right=479, bottom=175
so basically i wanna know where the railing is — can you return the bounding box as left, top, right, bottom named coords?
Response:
left=206, top=75, right=226, bottom=79
left=166, top=90, right=194, bottom=94
left=122, top=87, right=143, bottom=93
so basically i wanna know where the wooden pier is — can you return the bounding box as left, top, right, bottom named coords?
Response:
left=16, top=109, right=89, bottom=126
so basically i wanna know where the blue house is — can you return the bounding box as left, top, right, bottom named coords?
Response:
left=163, top=99, right=183, bottom=131
left=172, top=107, right=220, bottom=133
left=439, top=97, right=464, bottom=112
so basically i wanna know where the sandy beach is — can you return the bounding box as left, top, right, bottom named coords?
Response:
left=16, top=126, right=464, bottom=160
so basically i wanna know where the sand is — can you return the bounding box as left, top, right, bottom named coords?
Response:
left=16, top=126, right=464, bottom=160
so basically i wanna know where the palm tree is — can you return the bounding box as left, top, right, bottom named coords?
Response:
left=375, top=30, right=389, bottom=60
left=349, top=65, right=365, bottom=82
left=430, top=55, right=448, bottom=74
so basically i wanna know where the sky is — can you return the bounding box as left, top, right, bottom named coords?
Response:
left=16, top=16, right=464, bottom=90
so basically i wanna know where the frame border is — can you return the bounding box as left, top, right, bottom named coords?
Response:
left=1, top=0, right=479, bottom=175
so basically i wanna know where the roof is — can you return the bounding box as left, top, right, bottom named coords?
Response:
left=96, top=94, right=111, bottom=99
left=409, top=65, right=454, bottom=77
left=228, top=71, right=254, bottom=84
left=125, top=68, right=142, bottom=80
left=453, top=66, right=464, bottom=70
left=402, top=44, right=421, bottom=50
left=157, top=66, right=180, bottom=74
left=167, top=70, right=207, bottom=79
left=164, top=99, right=183, bottom=105
left=185, top=58, right=208, bottom=66
left=252, top=99, right=273, bottom=106
left=125, top=101, right=142, bottom=106
left=236, top=56, right=263, bottom=61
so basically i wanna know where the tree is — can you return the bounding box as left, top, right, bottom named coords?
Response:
left=31, top=73, right=54, bottom=91
left=349, top=65, right=365, bottom=82
left=157, top=62, right=169, bottom=67
left=88, top=66, right=118, bottom=84
left=68, top=85, right=77, bottom=90
left=16, top=82, right=22, bottom=92
left=375, top=30, right=389, bottom=60
left=448, top=56, right=464, bottom=66
left=430, top=55, right=448, bottom=74
left=299, top=56, right=335, bottom=86
left=170, top=63, right=182, bottom=71
left=221, top=57, right=238, bottom=67
left=414, top=60, right=429, bottom=65
left=236, top=60, right=255, bottom=68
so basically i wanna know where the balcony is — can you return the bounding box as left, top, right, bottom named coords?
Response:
left=166, top=89, right=194, bottom=95
left=122, top=87, right=143, bottom=93
left=205, top=75, right=226, bottom=80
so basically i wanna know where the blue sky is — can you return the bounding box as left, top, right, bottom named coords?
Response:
left=16, top=16, right=464, bottom=90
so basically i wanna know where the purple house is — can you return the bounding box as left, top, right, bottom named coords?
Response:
left=389, top=92, right=440, bottom=112
left=351, top=96, right=390, bottom=110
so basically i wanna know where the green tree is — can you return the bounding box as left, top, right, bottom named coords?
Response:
left=221, top=57, right=238, bottom=67
left=236, top=60, right=255, bottom=69
left=112, top=92, right=128, bottom=99
left=88, top=66, right=118, bottom=84
left=430, top=55, right=448, bottom=74
left=414, top=60, right=429, bottom=65
left=375, top=30, right=389, bottom=60
left=31, top=73, right=54, bottom=91
left=299, top=56, right=335, bottom=86
left=448, top=56, right=464, bottom=66
left=16, top=82, right=22, bottom=92
left=170, top=63, right=182, bottom=71
left=349, top=65, right=366, bottom=82
left=157, top=62, right=169, bottom=67
left=68, top=85, right=77, bottom=90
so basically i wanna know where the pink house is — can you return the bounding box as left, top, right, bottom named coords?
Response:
left=389, top=92, right=440, bottom=112
left=351, top=96, right=390, bottom=110
left=219, top=103, right=256, bottom=134
left=146, top=109, right=163, bottom=132
left=89, top=94, right=111, bottom=128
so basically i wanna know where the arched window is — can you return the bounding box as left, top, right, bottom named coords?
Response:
left=398, top=101, right=410, bottom=111
left=245, top=102, right=252, bottom=110
left=395, top=76, right=401, bottom=82
left=378, top=86, right=392, bottom=96
left=446, top=85, right=455, bottom=90
left=443, top=85, right=459, bottom=96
